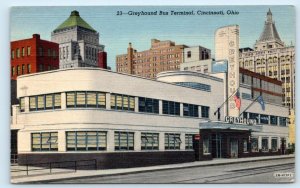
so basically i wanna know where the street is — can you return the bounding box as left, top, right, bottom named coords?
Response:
left=45, top=158, right=294, bottom=184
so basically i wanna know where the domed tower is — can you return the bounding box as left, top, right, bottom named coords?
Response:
left=254, top=9, right=285, bottom=51
left=51, top=10, right=105, bottom=68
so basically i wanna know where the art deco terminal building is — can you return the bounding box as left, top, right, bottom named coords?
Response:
left=11, top=67, right=289, bottom=168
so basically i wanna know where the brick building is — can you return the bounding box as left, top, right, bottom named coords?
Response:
left=116, top=39, right=194, bottom=79
left=11, top=34, right=59, bottom=80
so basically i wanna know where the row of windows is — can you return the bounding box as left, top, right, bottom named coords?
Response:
left=11, top=47, right=57, bottom=59
left=138, top=97, right=159, bottom=114
left=202, top=136, right=281, bottom=155
left=11, top=64, right=31, bottom=76
left=243, top=112, right=287, bottom=126
left=38, top=47, right=57, bottom=58
left=175, top=82, right=211, bottom=92
left=32, top=132, right=58, bottom=151
left=31, top=131, right=195, bottom=151
left=111, top=94, right=135, bottom=111
left=11, top=47, right=31, bottom=59
left=22, top=92, right=211, bottom=119
left=66, top=91, right=106, bottom=108
left=162, top=100, right=180, bottom=116
left=67, top=131, right=106, bottom=151
left=29, top=93, right=61, bottom=111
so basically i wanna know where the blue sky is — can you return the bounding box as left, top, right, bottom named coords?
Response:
left=10, top=6, right=295, bottom=70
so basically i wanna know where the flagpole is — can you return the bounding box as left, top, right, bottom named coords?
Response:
left=239, top=95, right=260, bottom=117
left=213, top=87, right=239, bottom=115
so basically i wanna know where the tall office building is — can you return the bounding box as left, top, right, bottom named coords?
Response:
left=239, top=9, right=295, bottom=109
left=51, top=10, right=107, bottom=69
left=116, top=39, right=211, bottom=79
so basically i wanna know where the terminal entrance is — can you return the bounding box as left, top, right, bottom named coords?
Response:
left=199, top=129, right=251, bottom=160
left=230, top=139, right=238, bottom=158
left=211, top=133, right=223, bottom=158
left=211, top=133, right=239, bottom=158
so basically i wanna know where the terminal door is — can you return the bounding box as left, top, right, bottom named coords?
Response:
left=211, top=133, right=223, bottom=158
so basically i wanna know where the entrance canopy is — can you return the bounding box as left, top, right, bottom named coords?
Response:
left=199, top=121, right=262, bottom=132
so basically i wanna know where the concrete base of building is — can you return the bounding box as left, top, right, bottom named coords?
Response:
left=17, top=151, right=195, bottom=169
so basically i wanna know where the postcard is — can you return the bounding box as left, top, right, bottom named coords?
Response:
left=10, top=5, right=295, bottom=184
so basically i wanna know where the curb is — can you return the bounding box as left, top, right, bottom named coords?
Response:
left=13, top=155, right=295, bottom=184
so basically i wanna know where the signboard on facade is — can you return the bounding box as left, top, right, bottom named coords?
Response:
left=225, top=116, right=257, bottom=125
left=215, top=25, right=240, bottom=117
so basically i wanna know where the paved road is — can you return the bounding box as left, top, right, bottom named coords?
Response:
left=46, top=158, right=295, bottom=184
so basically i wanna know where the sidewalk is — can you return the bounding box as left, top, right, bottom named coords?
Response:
left=11, top=154, right=295, bottom=184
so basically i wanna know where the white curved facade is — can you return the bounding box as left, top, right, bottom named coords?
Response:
left=12, top=68, right=289, bottom=167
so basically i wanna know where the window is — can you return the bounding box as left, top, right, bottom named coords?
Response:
left=66, top=131, right=107, bottom=151
left=138, top=97, right=159, bottom=114
left=165, top=133, right=181, bottom=150
left=141, top=133, right=159, bottom=150
left=270, top=116, right=278, bottom=125
left=16, top=48, right=20, bottom=58
left=53, top=93, right=61, bottom=109
left=22, top=64, right=25, bottom=74
left=279, top=117, right=287, bottom=126
left=249, top=113, right=259, bottom=121
left=11, top=66, right=15, bottom=76
left=17, top=65, right=21, bottom=75
left=185, top=134, right=194, bottom=150
left=76, top=92, right=86, bottom=107
left=52, top=50, right=56, bottom=58
left=175, top=82, right=211, bottom=92
left=39, top=47, right=43, bottom=56
left=262, top=137, right=269, bottom=152
left=27, top=64, right=31, bottom=73
left=37, top=95, right=45, bottom=110
left=29, top=93, right=61, bottom=111
left=260, top=114, right=269, bottom=124
left=45, top=94, right=53, bottom=109
left=111, top=93, right=135, bottom=111
left=251, top=137, right=258, bottom=152
left=187, top=51, right=191, bottom=58
left=48, top=49, right=51, bottom=57
left=243, top=139, right=248, bottom=153
left=22, top=47, right=25, bottom=57
left=114, top=132, right=134, bottom=150
left=32, top=132, right=58, bottom=151
left=203, top=136, right=210, bottom=154
left=29, top=96, right=37, bottom=111
left=20, top=98, right=25, bottom=112
left=271, top=137, right=278, bottom=152
left=27, top=46, right=31, bottom=56
left=183, top=103, right=199, bottom=117
left=11, top=50, right=14, bottom=59
left=66, top=91, right=106, bottom=108
left=162, top=100, right=180, bottom=116
left=201, top=106, right=209, bottom=118
left=87, top=92, right=97, bottom=108
left=241, top=93, right=252, bottom=100
left=39, top=64, right=44, bottom=71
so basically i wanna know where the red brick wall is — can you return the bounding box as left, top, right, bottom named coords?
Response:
left=10, top=34, right=59, bottom=80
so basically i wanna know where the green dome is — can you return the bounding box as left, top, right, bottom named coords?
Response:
left=54, top=10, right=96, bottom=32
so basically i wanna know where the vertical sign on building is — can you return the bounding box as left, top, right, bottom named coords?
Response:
left=215, top=25, right=240, bottom=117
